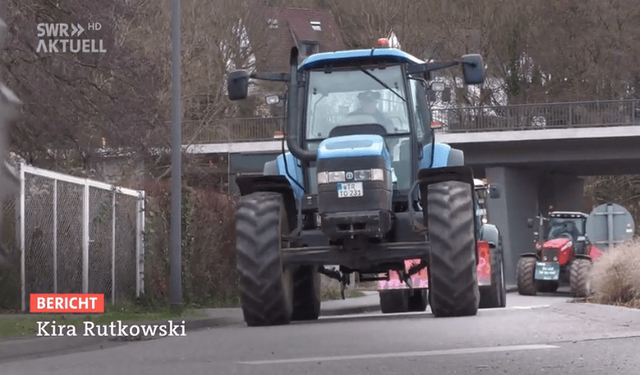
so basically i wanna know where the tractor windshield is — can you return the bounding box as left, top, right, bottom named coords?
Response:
left=305, top=65, right=411, bottom=141
left=545, top=218, right=585, bottom=241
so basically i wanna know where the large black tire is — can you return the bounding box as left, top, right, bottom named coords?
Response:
left=427, top=180, right=480, bottom=317
left=236, top=192, right=293, bottom=326
left=408, top=288, right=428, bottom=312
left=516, top=256, right=538, bottom=295
left=537, top=280, right=559, bottom=293
left=570, top=258, right=592, bottom=297
left=291, top=265, right=321, bottom=321
left=479, top=249, right=506, bottom=308
left=380, top=289, right=409, bottom=313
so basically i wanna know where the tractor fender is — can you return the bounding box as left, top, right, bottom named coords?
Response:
left=519, top=252, right=538, bottom=259
left=573, top=253, right=592, bottom=261
left=235, top=174, right=298, bottom=232
left=479, top=224, right=500, bottom=250
left=420, top=143, right=466, bottom=169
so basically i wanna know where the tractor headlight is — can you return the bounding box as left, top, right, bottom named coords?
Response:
left=354, top=168, right=385, bottom=181
left=317, top=172, right=328, bottom=184
left=328, top=171, right=345, bottom=182
left=317, top=169, right=385, bottom=185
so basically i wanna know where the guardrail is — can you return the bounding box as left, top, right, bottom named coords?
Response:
left=183, top=99, right=640, bottom=144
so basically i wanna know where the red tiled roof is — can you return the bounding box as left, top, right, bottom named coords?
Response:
left=249, top=6, right=345, bottom=72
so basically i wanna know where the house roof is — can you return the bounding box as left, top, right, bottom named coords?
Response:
left=251, top=7, right=345, bottom=72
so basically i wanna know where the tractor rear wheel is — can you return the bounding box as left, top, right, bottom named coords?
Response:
left=516, top=257, right=538, bottom=295
left=236, top=192, right=293, bottom=326
left=291, top=265, right=321, bottom=321
left=380, top=289, right=409, bottom=313
left=479, top=249, right=506, bottom=308
left=408, top=288, right=428, bottom=312
left=570, top=258, right=592, bottom=297
left=427, top=180, right=480, bottom=317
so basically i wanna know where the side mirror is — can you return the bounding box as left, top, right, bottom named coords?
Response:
left=488, top=183, right=500, bottom=199
left=441, top=87, right=451, bottom=102
left=527, top=218, right=534, bottom=228
left=228, top=70, right=249, bottom=101
left=461, top=54, right=485, bottom=85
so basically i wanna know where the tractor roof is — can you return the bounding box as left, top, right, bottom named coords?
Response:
left=549, top=211, right=588, bottom=218
left=298, top=48, right=424, bottom=71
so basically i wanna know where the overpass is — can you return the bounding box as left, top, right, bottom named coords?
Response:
left=184, top=99, right=640, bottom=284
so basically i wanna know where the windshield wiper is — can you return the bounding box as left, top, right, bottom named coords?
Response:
left=357, top=66, right=406, bottom=102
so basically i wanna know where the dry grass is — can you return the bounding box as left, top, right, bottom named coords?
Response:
left=589, top=238, right=640, bottom=308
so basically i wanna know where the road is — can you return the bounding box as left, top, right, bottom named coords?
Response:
left=3, top=290, right=640, bottom=375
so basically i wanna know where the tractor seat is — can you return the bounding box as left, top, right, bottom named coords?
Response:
left=329, top=124, right=387, bottom=138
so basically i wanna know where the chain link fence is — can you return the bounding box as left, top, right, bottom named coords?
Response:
left=9, top=164, right=146, bottom=311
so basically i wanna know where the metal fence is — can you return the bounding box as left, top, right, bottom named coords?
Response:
left=432, top=99, right=640, bottom=133
left=9, top=163, right=146, bottom=311
left=182, top=99, right=640, bottom=144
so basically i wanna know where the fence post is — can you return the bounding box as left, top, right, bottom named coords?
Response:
left=83, top=180, right=89, bottom=294
left=111, top=191, right=116, bottom=304
left=136, top=191, right=145, bottom=296
left=19, top=163, right=25, bottom=311
left=53, top=179, right=57, bottom=293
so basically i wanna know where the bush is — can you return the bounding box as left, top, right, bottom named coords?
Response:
left=590, top=238, right=640, bottom=308
left=141, top=179, right=238, bottom=308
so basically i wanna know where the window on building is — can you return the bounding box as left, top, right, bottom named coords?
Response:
left=300, top=41, right=319, bottom=56
left=310, top=21, right=321, bottom=31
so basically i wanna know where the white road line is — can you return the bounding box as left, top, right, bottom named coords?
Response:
left=238, top=344, right=559, bottom=365
left=510, top=305, right=550, bottom=309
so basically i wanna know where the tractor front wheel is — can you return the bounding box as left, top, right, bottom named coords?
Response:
left=570, top=258, right=592, bottom=297
left=235, top=192, right=293, bottom=326
left=516, top=256, right=538, bottom=295
left=427, top=180, right=480, bottom=317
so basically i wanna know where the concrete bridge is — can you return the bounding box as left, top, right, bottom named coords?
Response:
left=183, top=99, right=640, bottom=284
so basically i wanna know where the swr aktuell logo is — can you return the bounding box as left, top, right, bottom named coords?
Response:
left=30, top=294, right=104, bottom=313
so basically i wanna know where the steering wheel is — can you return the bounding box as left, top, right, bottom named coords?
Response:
left=559, top=232, right=575, bottom=243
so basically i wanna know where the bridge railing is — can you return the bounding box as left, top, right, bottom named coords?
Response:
left=183, top=99, right=640, bottom=144
left=183, top=117, right=284, bottom=144
left=432, top=99, right=640, bottom=133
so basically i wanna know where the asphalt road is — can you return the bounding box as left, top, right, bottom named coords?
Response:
left=3, top=290, right=640, bottom=375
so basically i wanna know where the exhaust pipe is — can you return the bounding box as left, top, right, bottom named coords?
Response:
left=285, top=47, right=316, bottom=162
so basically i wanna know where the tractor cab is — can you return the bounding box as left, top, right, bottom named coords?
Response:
left=529, top=211, right=589, bottom=256
left=301, top=60, right=433, bottom=195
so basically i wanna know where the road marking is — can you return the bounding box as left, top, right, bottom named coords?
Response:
left=238, top=344, right=559, bottom=365
left=510, top=305, right=550, bottom=309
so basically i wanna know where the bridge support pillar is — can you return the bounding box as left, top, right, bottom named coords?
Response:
left=484, top=167, right=539, bottom=285
left=485, top=168, right=586, bottom=285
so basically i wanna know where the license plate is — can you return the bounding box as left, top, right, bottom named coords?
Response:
left=337, top=182, right=363, bottom=198
left=535, top=262, right=560, bottom=281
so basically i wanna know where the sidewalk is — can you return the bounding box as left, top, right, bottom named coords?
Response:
left=0, top=291, right=382, bottom=363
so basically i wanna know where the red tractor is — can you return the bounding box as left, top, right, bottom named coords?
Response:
left=517, top=211, right=602, bottom=297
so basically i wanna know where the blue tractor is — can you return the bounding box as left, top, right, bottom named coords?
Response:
left=227, top=45, right=498, bottom=326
